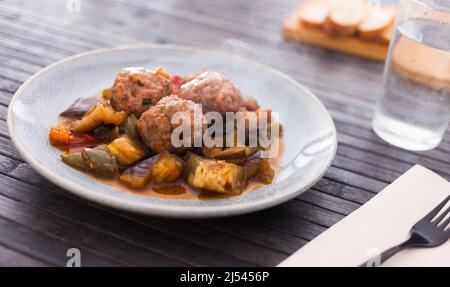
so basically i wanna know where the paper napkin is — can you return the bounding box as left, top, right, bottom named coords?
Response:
left=278, top=165, right=450, bottom=267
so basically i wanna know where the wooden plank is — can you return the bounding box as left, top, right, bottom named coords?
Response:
left=0, top=193, right=187, bottom=267
left=0, top=3, right=134, bottom=46
left=4, top=160, right=306, bottom=261
left=298, top=189, right=361, bottom=216
left=0, top=244, right=50, bottom=267
left=0, top=216, right=124, bottom=267
left=0, top=171, right=259, bottom=266
left=249, top=210, right=327, bottom=241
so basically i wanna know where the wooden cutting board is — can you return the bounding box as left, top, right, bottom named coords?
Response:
left=283, top=3, right=393, bottom=61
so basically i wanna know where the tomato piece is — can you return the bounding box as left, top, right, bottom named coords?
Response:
left=49, top=126, right=100, bottom=147
left=49, top=127, right=71, bottom=146
left=170, top=75, right=184, bottom=95
left=70, top=133, right=100, bottom=147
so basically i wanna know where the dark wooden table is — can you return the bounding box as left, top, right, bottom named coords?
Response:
left=0, top=0, right=449, bottom=267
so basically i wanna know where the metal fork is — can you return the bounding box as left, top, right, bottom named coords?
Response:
left=361, top=195, right=450, bottom=267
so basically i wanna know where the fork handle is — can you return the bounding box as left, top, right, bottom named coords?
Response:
left=360, top=240, right=411, bottom=267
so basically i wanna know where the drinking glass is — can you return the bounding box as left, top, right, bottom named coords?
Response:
left=372, top=0, right=450, bottom=151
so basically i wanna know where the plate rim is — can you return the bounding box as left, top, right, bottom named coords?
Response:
left=7, top=43, right=337, bottom=218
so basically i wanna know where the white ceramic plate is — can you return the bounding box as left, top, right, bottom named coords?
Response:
left=8, top=44, right=337, bottom=218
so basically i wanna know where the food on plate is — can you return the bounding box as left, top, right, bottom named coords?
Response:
left=298, top=0, right=330, bottom=30
left=119, top=152, right=184, bottom=188
left=110, top=67, right=172, bottom=116
left=358, top=6, right=395, bottom=39
left=327, top=0, right=367, bottom=36
left=179, top=71, right=243, bottom=114
left=81, top=145, right=119, bottom=178
left=50, top=67, right=283, bottom=200
left=184, top=152, right=245, bottom=195
left=295, top=0, right=395, bottom=43
left=71, top=102, right=127, bottom=133
left=137, top=95, right=206, bottom=153
left=107, top=135, right=147, bottom=165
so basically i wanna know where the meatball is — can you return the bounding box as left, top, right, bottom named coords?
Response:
left=137, top=95, right=206, bottom=153
left=179, top=71, right=243, bottom=114
left=110, top=67, right=172, bottom=116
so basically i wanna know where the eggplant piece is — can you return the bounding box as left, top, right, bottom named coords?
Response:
left=71, top=102, right=127, bottom=133
left=60, top=97, right=103, bottom=118
left=107, top=136, right=146, bottom=166
left=244, top=158, right=275, bottom=184
left=184, top=152, right=245, bottom=194
left=151, top=152, right=184, bottom=184
left=119, top=157, right=154, bottom=188
left=201, top=146, right=223, bottom=158
left=81, top=145, right=118, bottom=178
left=61, top=152, right=91, bottom=172
left=119, top=114, right=139, bottom=139
left=119, top=152, right=184, bottom=188
left=93, top=125, right=120, bottom=142
left=202, top=146, right=258, bottom=165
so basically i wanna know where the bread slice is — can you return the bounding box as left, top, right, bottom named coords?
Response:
left=298, top=0, right=330, bottom=30
left=379, top=22, right=394, bottom=44
left=359, top=6, right=395, bottom=39
left=327, top=0, right=367, bottom=36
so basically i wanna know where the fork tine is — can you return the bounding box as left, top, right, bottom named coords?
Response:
left=432, top=205, right=450, bottom=226
left=440, top=215, right=450, bottom=231
left=424, top=195, right=450, bottom=221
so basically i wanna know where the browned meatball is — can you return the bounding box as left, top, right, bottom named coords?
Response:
left=179, top=71, right=243, bottom=114
left=137, top=95, right=206, bottom=153
left=110, top=67, right=172, bottom=116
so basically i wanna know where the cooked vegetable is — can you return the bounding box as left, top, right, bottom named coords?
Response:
left=119, top=157, right=154, bottom=188
left=119, top=114, right=139, bottom=139
left=71, top=102, right=127, bottom=133
left=102, top=88, right=111, bottom=100
left=49, top=126, right=71, bottom=146
left=81, top=145, right=118, bottom=178
left=244, top=158, right=275, bottom=184
left=119, top=152, right=184, bottom=188
left=49, top=126, right=99, bottom=147
left=201, top=146, right=223, bottom=158
left=203, top=146, right=258, bottom=165
left=61, top=152, right=91, bottom=172
left=153, top=66, right=170, bottom=79
left=60, top=97, right=103, bottom=118
left=257, top=159, right=275, bottom=184
left=107, top=136, right=146, bottom=165
left=151, top=152, right=184, bottom=184
left=184, top=152, right=245, bottom=194
left=242, top=96, right=260, bottom=111
left=93, top=125, right=120, bottom=142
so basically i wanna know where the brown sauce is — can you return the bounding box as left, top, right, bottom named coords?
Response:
left=96, top=136, right=284, bottom=200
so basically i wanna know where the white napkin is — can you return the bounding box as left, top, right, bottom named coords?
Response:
left=278, top=165, right=450, bottom=267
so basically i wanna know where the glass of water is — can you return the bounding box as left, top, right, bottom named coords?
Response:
left=372, top=0, right=450, bottom=151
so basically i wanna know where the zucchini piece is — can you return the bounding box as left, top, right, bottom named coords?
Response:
left=107, top=136, right=146, bottom=166
left=61, top=152, right=91, bottom=172
left=93, top=125, right=120, bottom=142
left=151, top=152, right=184, bottom=184
left=81, top=146, right=118, bottom=178
left=184, top=152, right=245, bottom=194
left=71, top=102, right=127, bottom=133
left=119, top=114, right=139, bottom=139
